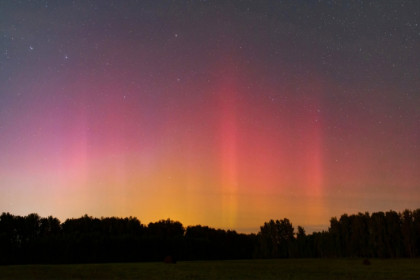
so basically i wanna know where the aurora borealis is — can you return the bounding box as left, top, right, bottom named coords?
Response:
left=1, top=1, right=419, bottom=233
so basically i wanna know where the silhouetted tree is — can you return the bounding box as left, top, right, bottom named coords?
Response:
left=350, top=213, right=370, bottom=257
left=413, top=209, right=420, bottom=256
left=385, top=211, right=403, bottom=257
left=401, top=210, right=416, bottom=257
left=368, top=212, right=387, bottom=257
left=0, top=212, right=19, bottom=264
left=146, top=219, right=184, bottom=261
left=294, top=226, right=308, bottom=257
left=258, top=218, right=294, bottom=258
left=328, top=217, right=342, bottom=257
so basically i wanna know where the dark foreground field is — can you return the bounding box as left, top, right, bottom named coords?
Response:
left=1, top=259, right=420, bottom=280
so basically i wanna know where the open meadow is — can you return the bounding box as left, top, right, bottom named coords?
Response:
left=1, top=259, right=420, bottom=280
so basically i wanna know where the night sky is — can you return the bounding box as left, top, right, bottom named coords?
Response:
left=1, top=1, right=419, bottom=233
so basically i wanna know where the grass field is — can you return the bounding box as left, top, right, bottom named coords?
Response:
left=1, top=259, right=420, bottom=279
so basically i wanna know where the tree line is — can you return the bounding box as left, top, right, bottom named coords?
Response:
left=0, top=209, right=419, bottom=264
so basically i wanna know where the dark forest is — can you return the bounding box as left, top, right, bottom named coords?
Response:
left=1, top=209, right=420, bottom=264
